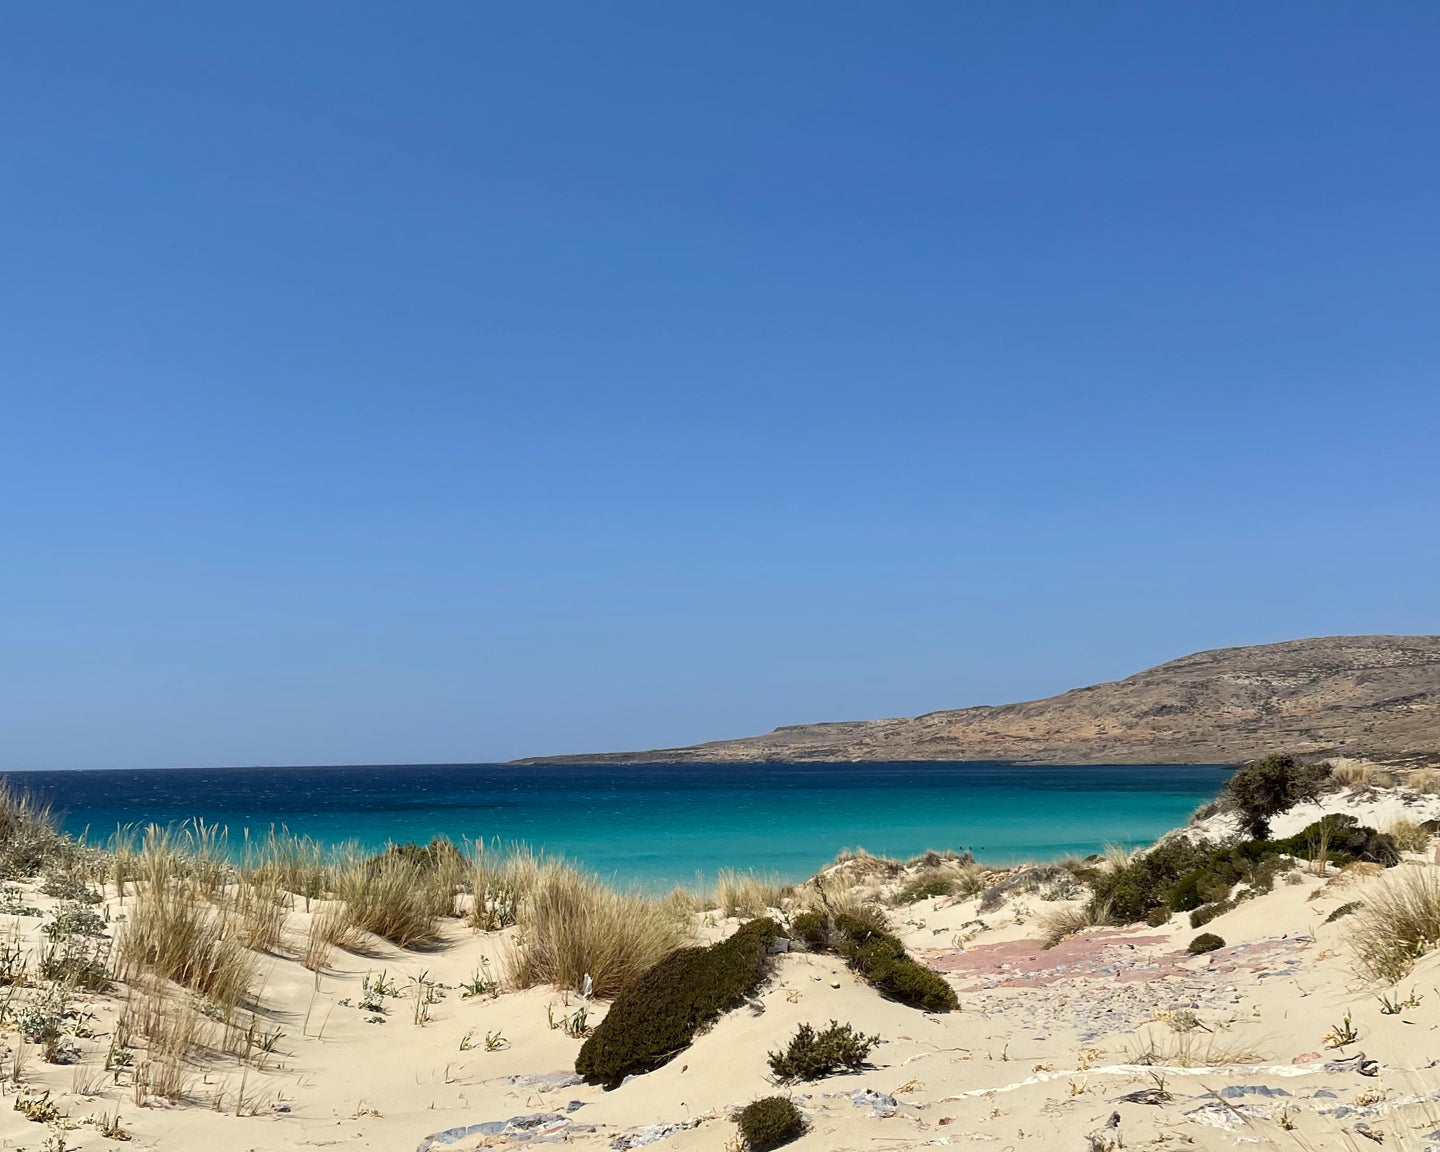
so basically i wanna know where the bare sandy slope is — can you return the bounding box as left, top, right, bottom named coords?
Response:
left=519, top=634, right=1440, bottom=766
left=6, top=790, right=1440, bottom=1151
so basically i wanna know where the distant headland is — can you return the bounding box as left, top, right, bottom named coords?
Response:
left=515, top=635, right=1440, bottom=767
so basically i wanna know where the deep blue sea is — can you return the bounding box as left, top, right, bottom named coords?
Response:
left=2, top=762, right=1228, bottom=887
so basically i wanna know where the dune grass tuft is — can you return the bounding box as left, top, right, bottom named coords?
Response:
left=1349, top=865, right=1440, bottom=982
left=506, top=862, right=692, bottom=998
left=714, top=869, right=785, bottom=918
left=1387, top=818, right=1431, bottom=855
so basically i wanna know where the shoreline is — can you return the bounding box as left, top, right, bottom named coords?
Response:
left=0, top=761, right=1437, bottom=1149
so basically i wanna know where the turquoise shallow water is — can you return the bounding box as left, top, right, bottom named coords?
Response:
left=3, top=762, right=1228, bottom=887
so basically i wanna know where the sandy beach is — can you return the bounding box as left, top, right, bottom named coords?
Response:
left=3, top=770, right=1440, bottom=1152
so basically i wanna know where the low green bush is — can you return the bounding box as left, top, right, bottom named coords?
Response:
left=1096, top=815, right=1398, bottom=927
left=575, top=917, right=779, bottom=1087
left=1189, top=900, right=1232, bottom=929
left=1188, top=932, right=1225, bottom=955
left=831, top=913, right=958, bottom=1012
left=737, top=1096, right=804, bottom=1151
left=768, top=1020, right=879, bottom=1082
left=790, top=910, right=830, bottom=952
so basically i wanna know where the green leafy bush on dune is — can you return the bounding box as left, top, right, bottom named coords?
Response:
left=737, top=1096, right=805, bottom=1151
left=1092, top=814, right=1399, bottom=928
left=575, top=917, right=780, bottom=1087
left=768, top=1020, right=879, bottom=1082
left=1188, top=932, right=1225, bottom=954
left=829, top=913, right=958, bottom=1012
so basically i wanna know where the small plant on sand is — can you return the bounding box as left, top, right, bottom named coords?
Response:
left=1323, top=1010, right=1359, bottom=1049
left=460, top=959, right=498, bottom=998
left=484, top=1029, right=508, bottom=1051
left=0, top=887, right=41, bottom=917
left=98, top=1107, right=129, bottom=1140
left=1377, top=988, right=1422, bottom=1014
left=576, top=918, right=779, bottom=1086
left=43, top=904, right=107, bottom=940
left=14, top=1089, right=61, bottom=1122
left=41, top=876, right=101, bottom=905
left=1187, top=932, right=1225, bottom=955
left=768, top=1020, right=879, bottom=1082
left=737, top=1096, right=804, bottom=1151
left=1039, top=899, right=1109, bottom=947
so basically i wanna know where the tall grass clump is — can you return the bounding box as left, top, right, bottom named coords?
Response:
left=468, top=844, right=542, bottom=931
left=244, top=827, right=330, bottom=910
left=1332, top=762, right=1376, bottom=791
left=507, top=863, right=691, bottom=998
left=1350, top=865, right=1440, bottom=983
left=115, top=836, right=258, bottom=1012
left=1388, top=819, right=1431, bottom=855
left=1409, top=769, right=1440, bottom=795
left=0, top=781, right=74, bottom=879
left=331, top=852, right=441, bottom=949
left=715, top=869, right=784, bottom=918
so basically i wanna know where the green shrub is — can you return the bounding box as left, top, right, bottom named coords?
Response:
left=1225, top=755, right=1331, bottom=839
left=575, top=918, right=779, bottom=1087
left=831, top=913, right=957, bottom=1012
left=768, top=1020, right=879, bottom=1082
left=1145, top=906, right=1170, bottom=926
left=1189, top=900, right=1232, bottom=929
left=1098, top=815, right=1397, bottom=928
left=737, top=1096, right=804, bottom=1151
left=1090, top=838, right=1212, bottom=924
left=1188, top=932, right=1225, bottom=955
left=790, top=910, right=830, bottom=951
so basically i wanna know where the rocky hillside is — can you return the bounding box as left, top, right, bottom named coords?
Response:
left=519, top=635, right=1440, bottom=766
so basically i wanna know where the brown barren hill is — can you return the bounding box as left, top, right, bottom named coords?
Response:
left=517, top=635, right=1440, bottom=766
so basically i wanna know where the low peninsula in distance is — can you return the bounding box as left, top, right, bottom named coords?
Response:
left=514, top=634, right=1440, bottom=768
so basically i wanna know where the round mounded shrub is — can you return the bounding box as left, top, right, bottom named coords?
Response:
left=1188, top=932, right=1225, bottom=955
left=738, top=1096, right=804, bottom=1151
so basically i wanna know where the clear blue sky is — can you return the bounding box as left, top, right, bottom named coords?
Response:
left=3, top=4, right=1437, bottom=770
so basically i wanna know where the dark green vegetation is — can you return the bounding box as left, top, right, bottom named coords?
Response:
left=737, top=1096, right=805, bottom=1151
left=369, top=837, right=464, bottom=873
left=1224, top=755, right=1332, bottom=838
left=768, top=1020, right=880, bottom=1082
left=1092, top=813, right=1397, bottom=927
left=575, top=918, right=780, bottom=1087
left=1188, top=932, right=1225, bottom=954
left=793, top=910, right=957, bottom=1011
left=1085, top=755, right=1399, bottom=927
